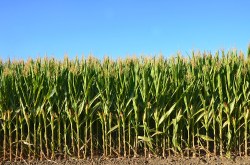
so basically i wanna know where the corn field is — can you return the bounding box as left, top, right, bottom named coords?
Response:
left=1, top=49, right=250, bottom=161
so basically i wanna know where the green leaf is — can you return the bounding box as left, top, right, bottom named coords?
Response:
left=138, top=136, right=151, bottom=142
left=223, top=120, right=229, bottom=128
left=151, top=131, right=163, bottom=137
left=107, top=125, right=119, bottom=135
left=229, top=99, right=236, bottom=115
left=159, top=102, right=176, bottom=126
left=197, top=134, right=214, bottom=141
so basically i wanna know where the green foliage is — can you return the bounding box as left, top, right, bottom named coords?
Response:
left=248, top=43, right=250, bottom=58
left=1, top=50, right=250, bottom=160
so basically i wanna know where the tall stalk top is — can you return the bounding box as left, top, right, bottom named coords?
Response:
left=248, top=43, right=250, bottom=58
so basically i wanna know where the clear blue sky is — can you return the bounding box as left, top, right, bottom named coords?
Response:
left=0, top=0, right=250, bottom=61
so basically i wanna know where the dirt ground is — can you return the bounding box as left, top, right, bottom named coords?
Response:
left=2, top=156, right=250, bottom=165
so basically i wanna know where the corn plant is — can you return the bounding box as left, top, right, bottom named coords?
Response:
left=1, top=48, right=250, bottom=161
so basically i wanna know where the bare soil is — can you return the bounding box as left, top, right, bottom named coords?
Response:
left=2, top=156, right=250, bottom=165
